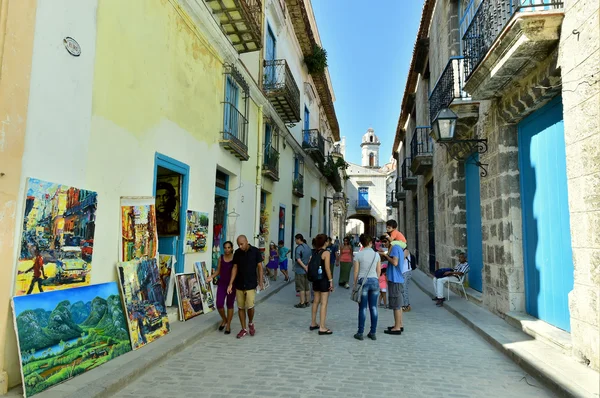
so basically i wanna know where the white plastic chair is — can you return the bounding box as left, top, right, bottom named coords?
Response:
left=444, top=271, right=469, bottom=301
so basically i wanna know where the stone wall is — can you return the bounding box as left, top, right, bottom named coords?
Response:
left=559, top=0, right=600, bottom=370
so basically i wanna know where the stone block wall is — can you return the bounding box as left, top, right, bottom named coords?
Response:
left=559, top=0, right=600, bottom=370
left=478, top=99, right=525, bottom=316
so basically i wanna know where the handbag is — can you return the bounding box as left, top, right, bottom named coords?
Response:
left=351, top=252, right=378, bottom=304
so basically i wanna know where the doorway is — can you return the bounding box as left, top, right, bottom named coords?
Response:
left=465, top=154, right=483, bottom=292
left=154, top=153, right=189, bottom=275
left=213, top=170, right=229, bottom=273
left=427, top=182, right=436, bottom=274
left=413, top=196, right=419, bottom=265
left=278, top=205, right=286, bottom=243
left=518, top=96, right=573, bottom=332
left=291, top=205, right=297, bottom=253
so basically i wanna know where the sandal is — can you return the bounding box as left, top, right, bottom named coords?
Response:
left=294, top=303, right=306, bottom=308
left=309, top=325, right=319, bottom=331
left=218, top=323, right=226, bottom=331
left=318, top=329, right=333, bottom=335
left=224, top=329, right=231, bottom=335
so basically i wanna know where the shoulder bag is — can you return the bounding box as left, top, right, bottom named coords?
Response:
left=351, top=252, right=378, bottom=304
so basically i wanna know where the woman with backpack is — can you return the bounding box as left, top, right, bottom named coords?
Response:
left=308, top=234, right=334, bottom=335
left=352, top=235, right=381, bottom=341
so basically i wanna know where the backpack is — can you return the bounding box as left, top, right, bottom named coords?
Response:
left=307, top=249, right=325, bottom=282
left=407, top=251, right=417, bottom=270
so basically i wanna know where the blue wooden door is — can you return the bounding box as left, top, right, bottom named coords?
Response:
left=465, top=153, right=483, bottom=292
left=358, top=188, right=368, bottom=207
left=265, top=26, right=276, bottom=85
left=303, top=106, right=310, bottom=144
left=518, top=96, right=573, bottom=332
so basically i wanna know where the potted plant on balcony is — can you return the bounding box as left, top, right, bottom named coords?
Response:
left=304, top=45, right=328, bottom=75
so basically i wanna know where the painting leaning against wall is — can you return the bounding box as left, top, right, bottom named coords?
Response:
left=117, top=258, right=170, bottom=350
left=12, top=282, right=131, bottom=397
left=175, top=273, right=204, bottom=321
left=120, top=197, right=158, bottom=262
left=185, top=211, right=209, bottom=253
left=158, top=254, right=176, bottom=307
left=194, top=262, right=215, bottom=313
left=14, top=177, right=98, bottom=296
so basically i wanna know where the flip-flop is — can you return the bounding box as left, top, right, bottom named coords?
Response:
left=384, top=329, right=402, bottom=335
left=387, top=326, right=404, bottom=332
left=318, top=329, right=333, bottom=335
left=309, top=325, right=319, bottom=331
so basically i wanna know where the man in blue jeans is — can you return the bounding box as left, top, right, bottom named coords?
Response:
left=352, top=235, right=381, bottom=341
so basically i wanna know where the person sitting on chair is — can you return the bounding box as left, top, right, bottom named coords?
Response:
left=433, top=253, right=470, bottom=306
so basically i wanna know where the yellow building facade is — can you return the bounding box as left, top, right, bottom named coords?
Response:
left=0, top=0, right=342, bottom=392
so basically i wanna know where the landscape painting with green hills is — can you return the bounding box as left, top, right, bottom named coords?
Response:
left=12, top=282, right=131, bottom=397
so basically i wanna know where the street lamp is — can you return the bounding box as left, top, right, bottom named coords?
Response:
left=430, top=108, right=458, bottom=142
left=430, top=107, right=489, bottom=177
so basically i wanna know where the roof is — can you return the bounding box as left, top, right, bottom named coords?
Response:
left=287, top=0, right=340, bottom=141
left=391, top=0, right=436, bottom=157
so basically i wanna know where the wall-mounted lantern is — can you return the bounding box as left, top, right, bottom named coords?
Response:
left=430, top=108, right=489, bottom=177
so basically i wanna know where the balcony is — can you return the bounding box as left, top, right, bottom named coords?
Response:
left=462, top=0, right=564, bottom=100
left=292, top=173, right=304, bottom=198
left=429, top=57, right=479, bottom=127
left=401, top=157, right=417, bottom=190
left=263, top=59, right=301, bottom=124
left=205, top=0, right=263, bottom=53
left=386, top=191, right=399, bottom=208
left=302, top=129, right=326, bottom=163
left=410, top=127, right=434, bottom=175
left=331, top=144, right=343, bottom=158
left=355, top=200, right=372, bottom=211
left=262, top=145, right=279, bottom=181
left=220, top=102, right=249, bottom=160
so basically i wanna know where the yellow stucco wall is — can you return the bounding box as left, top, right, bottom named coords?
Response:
left=93, top=0, right=224, bottom=142
left=0, top=0, right=37, bottom=392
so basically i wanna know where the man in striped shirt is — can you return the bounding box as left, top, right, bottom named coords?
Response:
left=433, top=253, right=470, bottom=306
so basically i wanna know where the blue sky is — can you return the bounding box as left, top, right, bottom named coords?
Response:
left=311, top=0, right=423, bottom=165
left=13, top=282, right=120, bottom=315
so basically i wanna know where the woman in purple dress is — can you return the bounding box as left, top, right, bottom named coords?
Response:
left=266, top=241, right=279, bottom=281
left=207, top=241, right=235, bottom=334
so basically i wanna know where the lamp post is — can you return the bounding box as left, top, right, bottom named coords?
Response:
left=430, top=108, right=489, bottom=177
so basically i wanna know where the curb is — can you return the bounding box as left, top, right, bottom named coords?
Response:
left=411, top=272, right=596, bottom=398
left=38, top=279, right=293, bottom=398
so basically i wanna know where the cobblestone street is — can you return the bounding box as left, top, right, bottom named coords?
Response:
left=115, top=270, right=556, bottom=398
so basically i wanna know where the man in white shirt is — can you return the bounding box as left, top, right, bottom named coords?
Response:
left=433, top=253, right=470, bottom=306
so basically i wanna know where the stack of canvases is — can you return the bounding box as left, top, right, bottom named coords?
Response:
left=11, top=181, right=176, bottom=397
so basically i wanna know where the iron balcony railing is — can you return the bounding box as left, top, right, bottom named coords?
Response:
left=263, top=59, right=301, bottom=123
left=222, top=101, right=249, bottom=151
left=355, top=200, right=371, bottom=210
left=462, top=0, right=564, bottom=79
left=263, top=145, right=279, bottom=178
left=331, top=144, right=343, bottom=156
left=292, top=173, right=304, bottom=197
left=302, top=129, right=325, bottom=156
left=410, top=127, right=434, bottom=160
left=386, top=191, right=396, bottom=206
left=402, top=157, right=415, bottom=182
left=429, top=57, right=470, bottom=123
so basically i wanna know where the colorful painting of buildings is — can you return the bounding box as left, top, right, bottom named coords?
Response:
left=175, top=273, right=203, bottom=321
left=158, top=255, right=175, bottom=306
left=12, top=282, right=131, bottom=397
left=14, top=178, right=97, bottom=296
left=121, top=198, right=158, bottom=261
left=193, top=262, right=215, bottom=313
left=184, top=211, right=209, bottom=253
left=117, top=258, right=169, bottom=350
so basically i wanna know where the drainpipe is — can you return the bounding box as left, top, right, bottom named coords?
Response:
left=254, top=106, right=264, bottom=247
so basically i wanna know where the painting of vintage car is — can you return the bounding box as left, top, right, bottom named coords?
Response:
left=55, top=247, right=89, bottom=284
